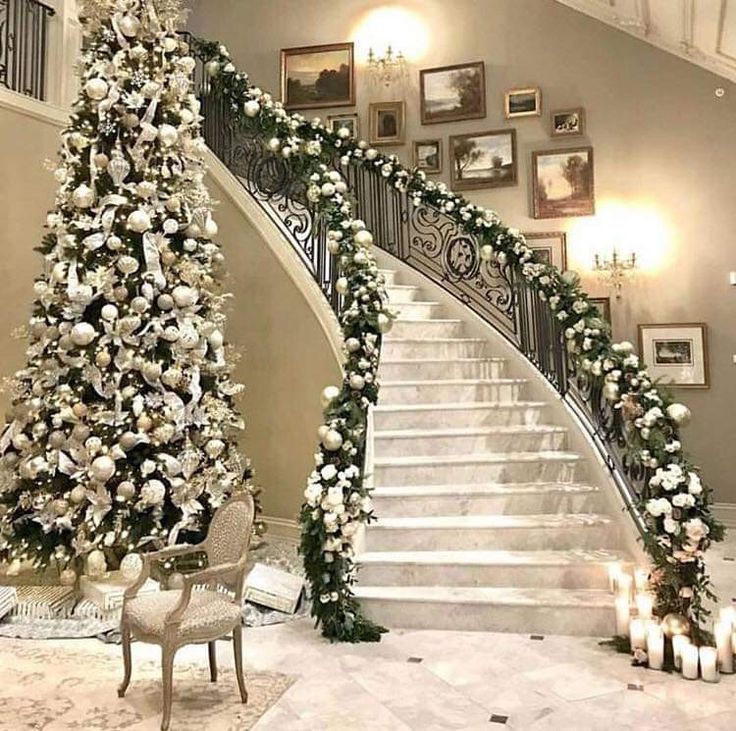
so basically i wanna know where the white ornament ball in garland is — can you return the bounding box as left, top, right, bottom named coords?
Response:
left=244, top=100, right=260, bottom=117
left=119, top=14, right=140, bottom=37
left=142, top=362, right=162, bottom=382
left=158, top=124, right=179, bottom=146
left=96, top=350, right=111, bottom=368
left=377, top=313, right=393, bottom=334
left=120, top=553, right=143, bottom=582
left=86, top=549, right=107, bottom=578
left=157, top=293, right=174, bottom=310
left=345, top=337, right=361, bottom=353
left=666, top=403, right=692, bottom=428
left=127, top=210, right=152, bottom=233
left=101, top=304, right=118, bottom=321
left=60, top=568, right=77, bottom=586
left=603, top=382, right=619, bottom=401
left=203, top=216, right=219, bottom=238
left=85, top=77, right=109, bottom=100
left=317, top=424, right=330, bottom=441
left=205, top=439, right=225, bottom=458
left=335, top=277, right=349, bottom=295
left=322, top=429, right=344, bottom=451
left=354, top=229, right=374, bottom=247
left=117, top=255, right=140, bottom=275
left=172, top=285, right=199, bottom=308
left=90, top=455, right=116, bottom=483
left=353, top=251, right=368, bottom=265
left=320, top=385, right=341, bottom=408
left=116, top=480, right=136, bottom=500
left=480, top=244, right=494, bottom=261
left=70, top=485, right=87, bottom=504
left=72, top=183, right=94, bottom=208
left=209, top=330, right=224, bottom=349
left=119, top=432, right=138, bottom=451
left=71, top=322, right=96, bottom=346
left=349, top=374, right=365, bottom=391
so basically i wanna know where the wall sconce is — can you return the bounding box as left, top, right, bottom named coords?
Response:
left=367, top=45, right=407, bottom=86
left=593, top=249, right=637, bottom=299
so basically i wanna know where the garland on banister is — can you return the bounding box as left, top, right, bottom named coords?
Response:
left=194, top=39, right=724, bottom=642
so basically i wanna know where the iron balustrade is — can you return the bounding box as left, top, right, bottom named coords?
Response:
left=188, top=44, right=649, bottom=534
left=0, top=0, right=55, bottom=101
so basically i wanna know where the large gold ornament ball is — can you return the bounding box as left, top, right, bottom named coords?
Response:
left=60, top=568, right=77, bottom=586
left=320, top=385, right=340, bottom=409
left=86, top=549, right=107, bottom=579
left=661, top=613, right=691, bottom=638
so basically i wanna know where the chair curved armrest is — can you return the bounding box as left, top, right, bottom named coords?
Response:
left=182, top=560, right=243, bottom=588
left=123, top=559, right=152, bottom=601
left=146, top=543, right=203, bottom=561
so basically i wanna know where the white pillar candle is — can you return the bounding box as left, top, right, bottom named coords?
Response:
left=700, top=646, right=719, bottom=683
left=672, top=634, right=691, bottom=671
left=635, top=593, right=654, bottom=620
left=681, top=643, right=699, bottom=679
left=616, top=574, right=633, bottom=601
left=714, top=621, right=734, bottom=674
left=718, top=606, right=736, bottom=631
left=608, top=562, right=622, bottom=593
left=646, top=623, right=664, bottom=670
left=634, top=567, right=649, bottom=592
left=630, top=618, right=647, bottom=650
left=615, top=595, right=630, bottom=636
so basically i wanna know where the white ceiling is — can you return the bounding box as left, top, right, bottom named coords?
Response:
left=554, top=0, right=736, bottom=84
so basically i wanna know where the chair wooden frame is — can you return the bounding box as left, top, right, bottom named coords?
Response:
left=118, top=491, right=255, bottom=731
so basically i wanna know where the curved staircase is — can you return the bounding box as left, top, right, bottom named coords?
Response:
left=354, top=265, right=633, bottom=636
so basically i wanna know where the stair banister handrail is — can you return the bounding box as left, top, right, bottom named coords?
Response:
left=189, top=36, right=723, bottom=642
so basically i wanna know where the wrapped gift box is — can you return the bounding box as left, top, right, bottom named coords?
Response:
left=243, top=563, right=303, bottom=614
left=80, top=571, right=160, bottom=611
left=0, top=586, right=18, bottom=620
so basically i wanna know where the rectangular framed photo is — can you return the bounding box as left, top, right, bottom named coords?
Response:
left=413, top=139, right=442, bottom=174
left=369, top=101, right=405, bottom=146
left=551, top=107, right=585, bottom=137
left=588, top=296, right=612, bottom=326
left=327, top=113, right=359, bottom=139
left=638, top=323, right=709, bottom=388
left=522, top=231, right=567, bottom=270
left=532, top=146, right=595, bottom=219
left=281, top=42, right=355, bottom=110
left=450, top=129, right=517, bottom=190
left=504, top=87, right=541, bottom=118
left=420, top=61, right=486, bottom=125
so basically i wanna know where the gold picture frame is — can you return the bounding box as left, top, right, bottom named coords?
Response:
left=638, top=323, right=709, bottom=389
left=450, top=129, right=518, bottom=191
left=522, top=231, right=568, bottom=270
left=504, top=87, right=542, bottom=119
left=369, top=101, right=405, bottom=146
left=531, top=146, right=595, bottom=219
left=280, top=42, right=355, bottom=110
left=327, top=113, right=359, bottom=139
left=419, top=61, right=486, bottom=125
left=551, top=107, right=585, bottom=137
left=413, top=139, right=443, bottom=174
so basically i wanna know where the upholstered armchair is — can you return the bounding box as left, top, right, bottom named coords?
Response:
left=118, top=491, right=255, bottom=731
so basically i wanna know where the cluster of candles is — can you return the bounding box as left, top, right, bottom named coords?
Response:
left=609, top=564, right=736, bottom=682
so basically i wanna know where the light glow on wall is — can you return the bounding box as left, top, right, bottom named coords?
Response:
left=350, top=5, right=429, bottom=64
left=567, top=199, right=671, bottom=275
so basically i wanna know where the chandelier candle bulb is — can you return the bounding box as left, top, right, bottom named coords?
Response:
left=646, top=623, right=664, bottom=670
left=714, top=621, right=734, bottom=674
left=681, top=644, right=700, bottom=679
left=635, top=593, right=654, bottom=620
left=700, top=647, right=719, bottom=683
left=615, top=595, right=630, bottom=636
left=672, top=634, right=691, bottom=671
left=629, top=618, right=647, bottom=650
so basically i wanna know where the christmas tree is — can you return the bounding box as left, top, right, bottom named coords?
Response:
left=0, top=0, right=256, bottom=582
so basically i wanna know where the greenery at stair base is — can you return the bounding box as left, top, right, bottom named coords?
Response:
left=192, top=38, right=723, bottom=642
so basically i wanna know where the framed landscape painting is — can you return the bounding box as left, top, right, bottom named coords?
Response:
left=281, top=42, right=355, bottom=110
left=532, top=146, right=594, bottom=219
left=413, top=139, right=442, bottom=174
left=505, top=87, right=541, bottom=118
left=638, top=323, right=709, bottom=388
left=450, top=129, right=517, bottom=190
left=588, top=296, right=612, bottom=326
left=420, top=61, right=486, bottom=125
left=369, top=101, right=405, bottom=146
left=327, top=113, right=359, bottom=138
left=522, top=231, right=568, bottom=270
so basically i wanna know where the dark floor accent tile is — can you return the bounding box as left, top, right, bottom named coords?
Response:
left=489, top=714, right=509, bottom=724
left=724, top=557, right=735, bottom=562
left=530, top=634, right=544, bottom=640
left=407, top=656, right=423, bottom=663
left=627, top=683, right=644, bottom=691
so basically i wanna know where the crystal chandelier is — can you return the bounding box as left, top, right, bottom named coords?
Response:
left=593, top=250, right=637, bottom=299
left=367, top=46, right=407, bottom=86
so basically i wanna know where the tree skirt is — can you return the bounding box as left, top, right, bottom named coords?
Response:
left=0, top=639, right=294, bottom=730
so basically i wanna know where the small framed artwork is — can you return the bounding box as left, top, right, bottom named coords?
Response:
left=369, top=101, right=405, bottom=146
left=588, top=296, right=612, bottom=325
left=420, top=61, right=486, bottom=125
left=413, top=139, right=442, bottom=174
left=531, top=146, right=595, bottom=219
left=522, top=231, right=568, bottom=270
left=281, top=42, right=355, bottom=110
left=638, top=323, right=709, bottom=388
left=450, top=129, right=517, bottom=190
left=551, top=107, right=585, bottom=137
left=504, top=87, right=541, bottom=118
left=327, top=113, right=359, bottom=138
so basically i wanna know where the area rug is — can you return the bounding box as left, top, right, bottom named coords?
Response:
left=0, top=639, right=295, bottom=730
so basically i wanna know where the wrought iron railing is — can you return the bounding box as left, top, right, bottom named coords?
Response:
left=188, top=47, right=648, bottom=535
left=0, top=0, right=55, bottom=100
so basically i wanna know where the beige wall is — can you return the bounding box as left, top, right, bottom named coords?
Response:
left=0, top=101, right=341, bottom=523
left=188, top=0, right=736, bottom=503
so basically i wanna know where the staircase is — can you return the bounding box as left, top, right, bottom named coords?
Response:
left=354, top=266, right=633, bottom=636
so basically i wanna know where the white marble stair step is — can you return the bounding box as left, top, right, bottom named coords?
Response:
left=353, top=585, right=616, bottom=636
left=382, top=337, right=488, bottom=360
left=374, top=425, right=567, bottom=457
left=363, top=513, right=617, bottom=551
left=356, top=548, right=630, bottom=590
left=394, top=301, right=444, bottom=320
left=380, top=357, right=506, bottom=381
left=371, top=482, right=602, bottom=516
left=388, top=318, right=465, bottom=340
left=380, top=379, right=527, bottom=405
left=378, top=268, right=399, bottom=286
left=373, top=401, right=548, bottom=429
left=384, top=284, right=422, bottom=304
left=374, top=451, right=582, bottom=485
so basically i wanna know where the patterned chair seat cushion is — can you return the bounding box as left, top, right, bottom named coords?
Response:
left=125, top=590, right=242, bottom=640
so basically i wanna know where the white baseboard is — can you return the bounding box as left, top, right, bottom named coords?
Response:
left=713, top=503, right=736, bottom=529
left=263, top=515, right=301, bottom=544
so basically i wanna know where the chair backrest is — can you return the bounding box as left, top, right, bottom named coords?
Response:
left=205, top=491, right=255, bottom=583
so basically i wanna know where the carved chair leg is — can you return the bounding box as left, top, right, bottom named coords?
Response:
left=161, top=646, right=177, bottom=731
left=118, top=622, right=132, bottom=698
left=208, top=640, right=218, bottom=682
left=232, top=624, right=248, bottom=704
